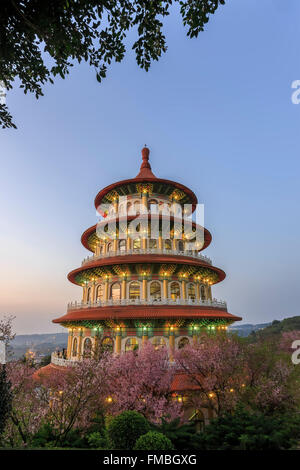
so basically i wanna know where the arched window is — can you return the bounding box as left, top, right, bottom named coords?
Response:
left=178, top=240, right=184, bottom=252
left=129, top=282, right=140, bottom=300
left=178, top=337, right=190, bottom=349
left=200, top=285, right=206, bottom=300
left=164, top=239, right=172, bottom=250
left=170, top=282, right=180, bottom=300
left=149, top=239, right=157, bottom=249
left=86, top=287, right=91, bottom=302
left=101, top=337, right=114, bottom=352
left=72, top=337, right=78, bottom=357
left=133, top=238, right=141, bottom=251
left=111, top=282, right=121, bottom=301
left=107, top=242, right=112, bottom=252
left=126, top=201, right=132, bottom=214
left=148, top=199, right=158, bottom=214
left=125, top=338, right=139, bottom=352
left=150, top=281, right=161, bottom=301
left=134, top=200, right=140, bottom=215
left=96, top=284, right=104, bottom=300
left=119, top=239, right=126, bottom=252
left=152, top=337, right=166, bottom=350
left=83, top=337, right=92, bottom=358
left=100, top=245, right=104, bottom=254
left=187, top=283, right=196, bottom=301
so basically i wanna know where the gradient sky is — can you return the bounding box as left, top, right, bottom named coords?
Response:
left=1, top=0, right=300, bottom=334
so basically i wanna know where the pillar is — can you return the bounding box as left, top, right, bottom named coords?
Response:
left=141, top=192, right=148, bottom=213
left=82, top=286, right=86, bottom=302
left=113, top=238, right=118, bottom=251
left=181, top=280, right=186, bottom=300
left=122, top=279, right=126, bottom=299
left=163, top=279, right=168, bottom=299
left=91, top=282, right=96, bottom=303
left=78, top=329, right=83, bottom=358
left=142, top=279, right=147, bottom=300
left=113, top=200, right=118, bottom=215
left=193, top=333, right=198, bottom=345
left=142, top=329, right=148, bottom=346
left=104, top=281, right=109, bottom=301
left=169, top=329, right=175, bottom=362
left=172, top=238, right=177, bottom=250
left=93, top=332, right=100, bottom=357
left=158, top=234, right=163, bottom=250
left=196, top=283, right=200, bottom=301
left=67, top=330, right=73, bottom=359
left=115, top=329, right=121, bottom=354
left=127, top=237, right=131, bottom=251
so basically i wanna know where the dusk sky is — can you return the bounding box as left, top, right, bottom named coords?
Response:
left=1, top=0, right=300, bottom=335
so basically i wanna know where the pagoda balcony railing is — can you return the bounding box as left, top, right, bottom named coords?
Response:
left=67, top=297, right=227, bottom=310
left=81, top=248, right=212, bottom=266
left=51, top=352, right=77, bottom=367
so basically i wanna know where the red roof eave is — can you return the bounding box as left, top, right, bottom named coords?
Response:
left=52, top=305, right=242, bottom=324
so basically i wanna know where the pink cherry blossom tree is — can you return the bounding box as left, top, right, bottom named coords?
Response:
left=174, top=333, right=246, bottom=416
left=4, top=361, right=47, bottom=446
left=104, top=342, right=183, bottom=423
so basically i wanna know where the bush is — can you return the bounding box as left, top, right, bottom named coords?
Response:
left=31, top=424, right=88, bottom=448
left=87, top=431, right=109, bottom=449
left=134, top=431, right=174, bottom=450
left=153, top=418, right=198, bottom=450
left=107, top=411, right=150, bottom=450
left=194, top=407, right=300, bottom=450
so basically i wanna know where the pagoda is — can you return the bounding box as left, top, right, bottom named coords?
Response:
left=51, top=147, right=241, bottom=363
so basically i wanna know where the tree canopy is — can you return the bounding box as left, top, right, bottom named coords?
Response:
left=0, top=0, right=225, bottom=128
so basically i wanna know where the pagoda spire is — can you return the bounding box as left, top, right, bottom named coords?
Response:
left=136, top=146, right=157, bottom=179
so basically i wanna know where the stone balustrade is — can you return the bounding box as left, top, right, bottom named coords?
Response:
left=51, top=352, right=77, bottom=367
left=67, top=297, right=227, bottom=310
left=81, top=248, right=212, bottom=266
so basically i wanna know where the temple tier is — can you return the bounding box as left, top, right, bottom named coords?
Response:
left=52, top=147, right=241, bottom=363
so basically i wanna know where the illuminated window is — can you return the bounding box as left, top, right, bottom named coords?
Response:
left=125, top=337, right=139, bottom=352
left=83, top=337, right=92, bottom=358
left=148, top=199, right=158, bottom=213
left=150, top=281, right=161, bottom=301
left=133, top=238, right=141, bottom=251
left=149, top=239, right=157, bottom=249
left=152, top=337, right=166, bottom=350
left=187, top=283, right=196, bottom=300
left=178, top=337, right=190, bottom=349
left=102, top=337, right=113, bottom=352
left=170, top=282, right=180, bottom=300
left=96, top=284, right=104, bottom=300
left=119, top=239, right=126, bottom=252
left=126, top=202, right=132, bottom=214
left=200, top=285, right=206, bottom=300
left=111, top=282, right=121, bottom=300
left=164, top=239, right=172, bottom=250
left=178, top=240, right=184, bottom=251
left=134, top=200, right=140, bottom=215
left=129, top=282, right=140, bottom=300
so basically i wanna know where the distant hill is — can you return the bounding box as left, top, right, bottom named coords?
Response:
left=229, top=322, right=271, bottom=337
left=10, top=333, right=68, bottom=360
left=249, top=316, right=300, bottom=339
